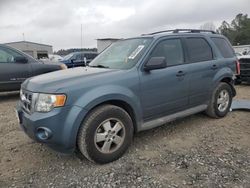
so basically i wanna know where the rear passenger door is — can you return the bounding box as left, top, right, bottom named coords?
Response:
left=210, top=37, right=237, bottom=73
left=72, top=54, right=84, bottom=67
left=183, top=37, right=216, bottom=106
left=140, top=38, right=189, bottom=120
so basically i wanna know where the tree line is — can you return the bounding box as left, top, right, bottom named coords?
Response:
left=55, top=48, right=97, bottom=56
left=217, top=13, right=250, bottom=46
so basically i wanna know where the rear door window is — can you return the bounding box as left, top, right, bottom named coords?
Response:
left=75, top=54, right=82, bottom=60
left=150, top=38, right=184, bottom=66
left=211, top=37, right=235, bottom=58
left=185, top=38, right=213, bottom=63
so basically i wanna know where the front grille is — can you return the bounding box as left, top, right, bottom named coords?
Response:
left=240, top=59, right=250, bottom=69
left=21, top=90, right=33, bottom=113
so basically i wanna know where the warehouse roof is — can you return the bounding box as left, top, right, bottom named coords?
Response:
left=5, top=41, right=52, bottom=47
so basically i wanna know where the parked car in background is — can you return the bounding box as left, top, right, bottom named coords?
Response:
left=48, top=54, right=63, bottom=62
left=236, top=55, right=250, bottom=84
left=235, top=52, right=242, bottom=57
left=60, top=51, right=98, bottom=68
left=40, top=54, right=63, bottom=63
left=16, top=29, right=238, bottom=164
left=0, top=44, right=67, bottom=92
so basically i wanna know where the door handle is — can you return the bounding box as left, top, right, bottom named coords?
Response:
left=211, top=64, right=218, bottom=70
left=176, top=71, right=185, bottom=77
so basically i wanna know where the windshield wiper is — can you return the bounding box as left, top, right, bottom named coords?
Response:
left=89, top=64, right=109, bottom=68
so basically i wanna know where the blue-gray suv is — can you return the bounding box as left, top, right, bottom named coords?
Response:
left=16, top=29, right=239, bottom=163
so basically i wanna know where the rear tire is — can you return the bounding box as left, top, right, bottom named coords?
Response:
left=206, top=83, right=233, bottom=118
left=77, top=104, right=134, bottom=164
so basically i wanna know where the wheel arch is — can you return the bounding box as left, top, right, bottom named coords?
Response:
left=213, top=68, right=236, bottom=97
left=219, top=77, right=236, bottom=97
left=82, top=99, right=139, bottom=133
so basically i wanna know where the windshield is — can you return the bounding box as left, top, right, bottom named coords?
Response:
left=62, top=53, right=74, bottom=61
left=89, top=38, right=152, bottom=69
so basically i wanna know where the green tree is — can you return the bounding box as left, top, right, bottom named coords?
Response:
left=217, top=13, right=250, bottom=45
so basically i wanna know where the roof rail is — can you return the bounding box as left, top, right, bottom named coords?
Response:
left=142, top=29, right=217, bottom=35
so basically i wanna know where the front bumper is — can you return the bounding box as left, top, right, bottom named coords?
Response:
left=16, top=102, right=87, bottom=153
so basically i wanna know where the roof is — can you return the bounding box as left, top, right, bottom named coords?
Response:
left=140, top=29, right=222, bottom=39
left=4, top=41, right=52, bottom=47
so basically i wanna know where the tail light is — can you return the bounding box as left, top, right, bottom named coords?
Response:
left=236, top=60, right=240, bottom=75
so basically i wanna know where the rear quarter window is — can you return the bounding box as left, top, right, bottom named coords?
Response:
left=185, top=38, right=213, bottom=63
left=211, top=37, right=235, bottom=58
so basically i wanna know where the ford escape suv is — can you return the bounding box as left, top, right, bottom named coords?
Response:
left=16, top=29, right=238, bottom=164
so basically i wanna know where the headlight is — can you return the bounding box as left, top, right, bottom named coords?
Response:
left=35, top=93, right=66, bottom=112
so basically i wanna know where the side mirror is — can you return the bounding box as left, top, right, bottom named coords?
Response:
left=71, top=59, right=76, bottom=63
left=144, top=57, right=167, bottom=71
left=14, top=56, right=28, bottom=63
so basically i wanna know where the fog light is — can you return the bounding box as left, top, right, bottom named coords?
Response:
left=36, top=127, right=52, bottom=140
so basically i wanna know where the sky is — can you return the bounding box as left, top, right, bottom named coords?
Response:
left=0, top=0, right=250, bottom=51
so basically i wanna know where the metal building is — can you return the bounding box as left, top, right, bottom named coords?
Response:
left=4, top=41, right=53, bottom=59
left=97, top=38, right=120, bottom=53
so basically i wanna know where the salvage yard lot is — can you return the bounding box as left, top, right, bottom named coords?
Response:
left=0, top=86, right=249, bottom=188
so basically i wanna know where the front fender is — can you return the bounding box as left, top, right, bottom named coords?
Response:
left=74, top=85, right=143, bottom=128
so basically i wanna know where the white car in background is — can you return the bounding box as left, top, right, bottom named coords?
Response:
left=39, top=54, right=63, bottom=63
left=48, top=54, right=63, bottom=62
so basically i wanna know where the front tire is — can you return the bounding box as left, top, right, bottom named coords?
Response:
left=77, top=105, right=134, bottom=164
left=206, top=83, right=233, bottom=118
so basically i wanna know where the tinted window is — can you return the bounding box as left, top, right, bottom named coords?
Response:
left=0, top=47, right=22, bottom=63
left=75, top=54, right=82, bottom=60
left=91, top=54, right=98, bottom=59
left=211, top=37, right=235, bottom=58
left=86, top=53, right=97, bottom=59
left=150, top=39, right=184, bottom=66
left=186, top=38, right=213, bottom=63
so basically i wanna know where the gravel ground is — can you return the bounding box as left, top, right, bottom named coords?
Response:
left=0, top=85, right=249, bottom=188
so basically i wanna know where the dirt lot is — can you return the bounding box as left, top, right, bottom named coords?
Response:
left=0, top=85, right=249, bottom=188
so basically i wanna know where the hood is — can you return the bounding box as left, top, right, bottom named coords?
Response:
left=22, top=67, right=118, bottom=93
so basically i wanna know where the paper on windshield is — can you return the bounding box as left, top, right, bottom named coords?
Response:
left=128, top=45, right=145, bottom=59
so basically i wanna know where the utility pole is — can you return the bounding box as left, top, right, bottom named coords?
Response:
left=81, top=24, right=83, bottom=51
left=22, top=33, right=25, bottom=41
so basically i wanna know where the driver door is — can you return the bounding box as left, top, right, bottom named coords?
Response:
left=0, top=46, right=31, bottom=91
left=139, top=38, right=189, bottom=120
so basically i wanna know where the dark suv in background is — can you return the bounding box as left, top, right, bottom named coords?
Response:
left=0, top=44, right=67, bottom=92
left=60, top=51, right=98, bottom=68
left=17, top=29, right=238, bottom=163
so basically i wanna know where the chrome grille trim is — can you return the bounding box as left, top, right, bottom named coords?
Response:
left=20, top=90, right=38, bottom=114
